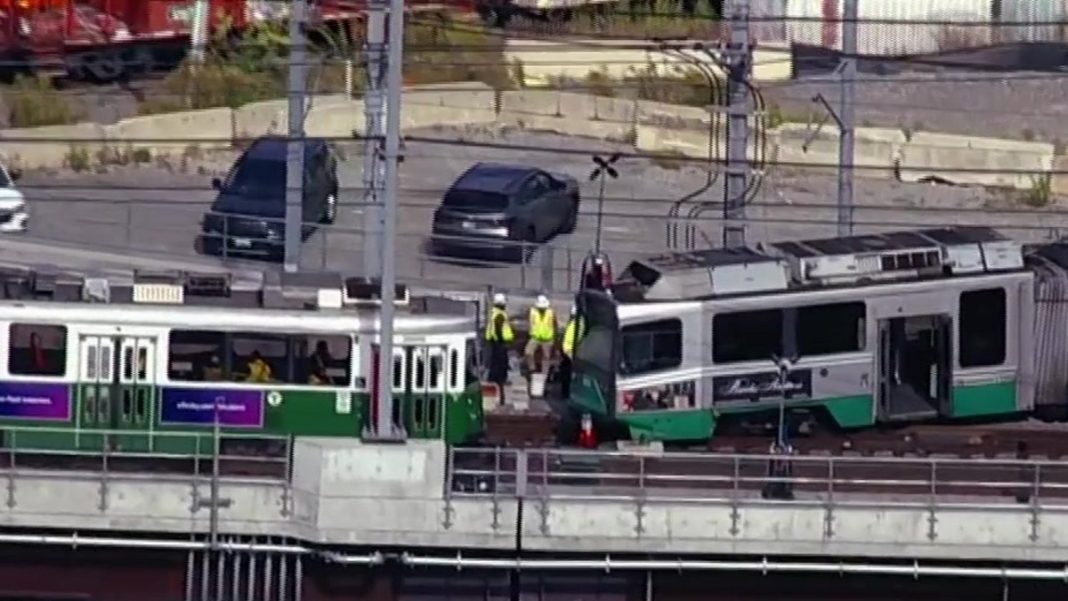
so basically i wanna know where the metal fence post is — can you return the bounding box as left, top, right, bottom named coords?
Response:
left=125, top=201, right=133, bottom=249
left=442, top=446, right=455, bottom=529
left=222, top=215, right=229, bottom=260
left=729, top=455, right=740, bottom=536
left=321, top=225, right=328, bottom=269
left=540, top=244, right=554, bottom=293
left=926, top=461, right=938, bottom=541
left=5, top=429, right=15, bottom=509
left=491, top=447, right=502, bottom=531
left=538, top=448, right=551, bottom=536
left=98, top=435, right=109, bottom=512
left=634, top=455, right=646, bottom=537
left=515, top=449, right=528, bottom=500
left=1030, top=464, right=1041, bottom=543
left=823, top=457, right=835, bottom=539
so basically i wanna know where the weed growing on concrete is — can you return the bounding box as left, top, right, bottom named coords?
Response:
left=1025, top=173, right=1054, bottom=207
left=4, top=75, right=76, bottom=128
left=647, top=149, right=690, bottom=170
left=766, top=103, right=815, bottom=129
left=64, top=146, right=91, bottom=172
left=131, top=148, right=152, bottom=164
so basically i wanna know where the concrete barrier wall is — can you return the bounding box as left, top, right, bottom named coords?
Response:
left=0, top=123, right=107, bottom=169
left=503, top=38, right=792, bottom=86
left=0, top=81, right=1059, bottom=195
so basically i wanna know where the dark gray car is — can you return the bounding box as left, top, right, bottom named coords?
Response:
left=430, top=163, right=580, bottom=261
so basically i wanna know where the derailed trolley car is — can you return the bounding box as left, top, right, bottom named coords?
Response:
left=0, top=270, right=488, bottom=454
left=570, top=227, right=1040, bottom=443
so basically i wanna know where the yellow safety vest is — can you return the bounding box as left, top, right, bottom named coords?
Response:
left=484, top=307, right=514, bottom=342
left=529, top=307, right=556, bottom=342
left=562, top=316, right=585, bottom=358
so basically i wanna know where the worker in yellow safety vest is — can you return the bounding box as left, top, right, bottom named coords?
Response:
left=484, top=292, right=514, bottom=402
left=525, top=294, right=557, bottom=374
left=559, top=304, right=584, bottom=398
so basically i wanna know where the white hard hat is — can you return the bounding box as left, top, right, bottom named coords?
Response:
left=570, top=304, right=578, bottom=315
left=535, top=294, right=550, bottom=309
left=492, top=292, right=506, bottom=305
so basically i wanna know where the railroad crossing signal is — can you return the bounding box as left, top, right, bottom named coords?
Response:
left=589, top=153, right=621, bottom=181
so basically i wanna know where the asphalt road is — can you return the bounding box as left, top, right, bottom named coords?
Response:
left=15, top=125, right=1067, bottom=296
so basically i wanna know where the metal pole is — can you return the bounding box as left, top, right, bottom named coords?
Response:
left=210, top=400, right=221, bottom=549
left=284, top=0, right=308, bottom=273
left=594, top=174, right=606, bottom=254
left=371, top=0, right=406, bottom=439
left=362, top=0, right=387, bottom=277
left=837, top=0, right=857, bottom=236
left=722, top=0, right=751, bottom=248
left=189, top=0, right=210, bottom=64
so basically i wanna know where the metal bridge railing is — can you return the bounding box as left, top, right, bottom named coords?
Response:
left=447, top=447, right=1068, bottom=510
left=0, top=425, right=292, bottom=483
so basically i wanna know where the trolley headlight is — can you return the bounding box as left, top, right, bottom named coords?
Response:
left=17, top=18, right=30, bottom=37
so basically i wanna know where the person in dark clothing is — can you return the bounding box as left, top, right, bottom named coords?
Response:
left=308, top=340, right=332, bottom=385
left=484, top=293, right=514, bottom=405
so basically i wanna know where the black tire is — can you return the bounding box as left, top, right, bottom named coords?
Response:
left=560, top=197, right=579, bottom=234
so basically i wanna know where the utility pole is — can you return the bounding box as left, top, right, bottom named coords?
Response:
left=369, top=0, right=406, bottom=440
left=284, top=0, right=308, bottom=273
left=189, top=0, right=210, bottom=63
left=837, top=0, right=857, bottom=236
left=722, top=0, right=751, bottom=248
left=361, top=0, right=387, bottom=277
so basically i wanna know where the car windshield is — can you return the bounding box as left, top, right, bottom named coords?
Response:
left=442, top=189, right=508, bottom=211
left=222, top=158, right=285, bottom=196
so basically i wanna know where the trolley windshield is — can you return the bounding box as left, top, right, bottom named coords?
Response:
left=570, top=288, right=619, bottom=416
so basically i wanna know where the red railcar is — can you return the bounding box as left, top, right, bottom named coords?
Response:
left=0, top=0, right=472, bottom=81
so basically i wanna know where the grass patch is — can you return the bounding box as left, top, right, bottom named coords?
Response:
left=404, top=19, right=512, bottom=88
left=138, top=13, right=509, bottom=115
left=4, top=75, right=77, bottom=127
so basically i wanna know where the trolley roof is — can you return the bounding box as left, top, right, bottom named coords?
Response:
left=0, top=264, right=479, bottom=324
left=615, top=226, right=1026, bottom=301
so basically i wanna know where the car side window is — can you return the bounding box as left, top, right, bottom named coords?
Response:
left=524, top=175, right=549, bottom=200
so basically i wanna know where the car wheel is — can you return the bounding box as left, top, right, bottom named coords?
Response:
left=321, top=191, right=338, bottom=224
left=560, top=197, right=579, bottom=234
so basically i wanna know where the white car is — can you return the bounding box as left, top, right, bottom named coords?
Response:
left=0, top=163, right=27, bottom=232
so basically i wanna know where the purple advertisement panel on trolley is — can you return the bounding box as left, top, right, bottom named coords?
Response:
left=0, top=382, right=71, bottom=421
left=159, top=388, right=264, bottom=428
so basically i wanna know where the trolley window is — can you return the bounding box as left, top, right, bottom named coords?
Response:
left=797, top=302, right=866, bottom=356
left=713, top=309, right=783, bottom=363
left=168, top=330, right=228, bottom=381
left=959, top=288, right=1007, bottom=368
left=293, top=336, right=351, bottom=386
left=8, top=324, right=67, bottom=377
left=620, top=319, right=682, bottom=376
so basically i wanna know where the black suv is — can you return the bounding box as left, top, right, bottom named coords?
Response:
left=201, top=136, right=340, bottom=260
